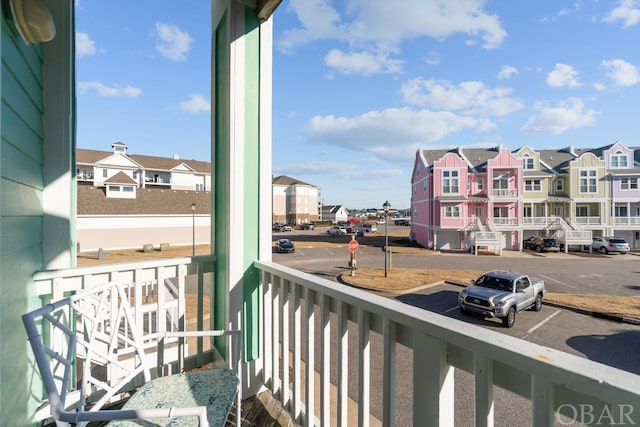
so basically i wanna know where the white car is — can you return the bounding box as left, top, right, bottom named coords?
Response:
left=327, top=226, right=347, bottom=235
left=591, top=236, right=630, bottom=254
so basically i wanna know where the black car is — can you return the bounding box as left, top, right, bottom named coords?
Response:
left=526, top=237, right=559, bottom=253
left=299, top=223, right=315, bottom=230
left=274, top=238, right=295, bottom=253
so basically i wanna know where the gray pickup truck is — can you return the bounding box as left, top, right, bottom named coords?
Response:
left=458, top=270, right=545, bottom=328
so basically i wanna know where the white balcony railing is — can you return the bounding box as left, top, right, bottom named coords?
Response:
left=575, top=216, right=602, bottom=226
left=612, top=216, right=640, bottom=226
left=491, top=188, right=518, bottom=198
left=30, top=258, right=640, bottom=426
left=255, top=260, right=640, bottom=426
left=491, top=217, right=518, bottom=227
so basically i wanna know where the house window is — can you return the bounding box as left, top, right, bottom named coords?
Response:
left=103, top=169, right=108, bottom=178
left=555, top=179, right=564, bottom=192
left=442, top=170, right=459, bottom=194
left=133, top=171, right=138, bottom=179
left=615, top=205, right=628, bottom=217
left=522, top=155, right=534, bottom=170
left=477, top=178, right=484, bottom=191
left=444, top=206, right=460, bottom=217
left=576, top=206, right=589, bottom=217
left=620, top=178, right=638, bottom=190
left=493, top=206, right=508, bottom=218
left=611, top=151, right=628, bottom=168
left=108, top=185, right=120, bottom=192
left=493, top=172, right=508, bottom=190
left=123, top=186, right=134, bottom=192
left=196, top=183, right=204, bottom=191
left=525, top=179, right=541, bottom=191
left=579, top=170, right=597, bottom=193
left=423, top=179, right=428, bottom=192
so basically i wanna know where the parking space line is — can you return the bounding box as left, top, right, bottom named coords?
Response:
left=522, top=310, right=560, bottom=339
left=296, top=249, right=305, bottom=256
left=537, top=274, right=594, bottom=294
left=442, top=306, right=459, bottom=314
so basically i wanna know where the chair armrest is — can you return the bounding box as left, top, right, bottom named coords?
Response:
left=56, top=405, right=209, bottom=426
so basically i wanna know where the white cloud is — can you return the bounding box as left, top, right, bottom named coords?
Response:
left=603, top=0, right=640, bottom=27
left=304, top=107, right=487, bottom=162
left=324, top=49, right=402, bottom=75
left=497, top=65, right=518, bottom=80
left=601, top=59, right=640, bottom=87
left=546, top=64, right=582, bottom=88
left=154, top=22, right=193, bottom=61
left=277, top=0, right=507, bottom=75
left=521, top=98, right=598, bottom=134
left=179, top=94, right=210, bottom=113
left=76, top=32, right=96, bottom=57
left=399, top=78, right=523, bottom=117
left=77, top=81, right=142, bottom=97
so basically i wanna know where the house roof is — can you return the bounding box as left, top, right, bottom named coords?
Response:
left=76, top=148, right=211, bottom=174
left=272, top=175, right=316, bottom=187
left=104, top=172, right=137, bottom=185
left=77, top=186, right=212, bottom=215
left=321, top=205, right=347, bottom=214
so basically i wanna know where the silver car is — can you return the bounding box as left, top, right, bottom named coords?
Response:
left=591, top=236, right=630, bottom=254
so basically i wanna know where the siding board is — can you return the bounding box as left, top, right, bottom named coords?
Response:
left=0, top=139, right=43, bottom=188
left=1, top=104, right=44, bottom=163
left=0, top=178, right=42, bottom=216
left=0, top=217, right=42, bottom=254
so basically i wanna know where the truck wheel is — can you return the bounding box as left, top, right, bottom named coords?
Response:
left=502, top=307, right=516, bottom=328
left=460, top=306, right=471, bottom=316
left=533, top=294, right=543, bottom=311
left=536, top=245, right=542, bottom=253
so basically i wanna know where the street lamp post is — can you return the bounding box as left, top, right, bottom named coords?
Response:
left=191, top=202, right=196, bottom=256
left=383, top=200, right=390, bottom=277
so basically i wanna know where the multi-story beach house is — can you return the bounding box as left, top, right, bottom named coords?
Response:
left=412, top=142, right=640, bottom=252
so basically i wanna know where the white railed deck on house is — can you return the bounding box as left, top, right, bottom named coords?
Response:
left=612, top=216, right=640, bottom=226
left=30, top=258, right=640, bottom=426
left=256, top=260, right=640, bottom=427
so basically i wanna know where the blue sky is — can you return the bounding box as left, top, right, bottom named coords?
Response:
left=76, top=1, right=640, bottom=210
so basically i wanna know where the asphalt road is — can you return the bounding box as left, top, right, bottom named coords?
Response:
left=273, top=227, right=640, bottom=425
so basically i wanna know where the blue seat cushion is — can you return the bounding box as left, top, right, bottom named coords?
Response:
left=106, top=368, right=238, bottom=427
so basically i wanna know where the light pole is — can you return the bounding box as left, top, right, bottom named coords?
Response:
left=383, top=200, right=390, bottom=277
left=191, top=202, right=196, bottom=256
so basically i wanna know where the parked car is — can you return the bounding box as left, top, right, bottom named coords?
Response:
left=327, top=226, right=348, bottom=236
left=361, top=224, right=377, bottom=233
left=395, top=219, right=411, bottom=226
left=274, top=238, right=295, bottom=253
left=458, top=270, right=545, bottom=328
left=591, top=236, right=630, bottom=254
left=299, top=223, right=315, bottom=230
left=272, top=224, right=292, bottom=232
left=525, top=237, right=559, bottom=253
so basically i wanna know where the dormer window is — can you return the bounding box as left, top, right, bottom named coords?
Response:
left=112, top=142, right=128, bottom=154
left=522, top=154, right=534, bottom=170
left=611, top=150, right=628, bottom=168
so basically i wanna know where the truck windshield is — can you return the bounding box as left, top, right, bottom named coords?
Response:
left=475, top=275, right=512, bottom=291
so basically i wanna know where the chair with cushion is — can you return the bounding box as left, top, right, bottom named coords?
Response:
left=23, top=280, right=241, bottom=426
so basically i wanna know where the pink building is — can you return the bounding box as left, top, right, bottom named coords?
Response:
left=411, top=146, right=523, bottom=251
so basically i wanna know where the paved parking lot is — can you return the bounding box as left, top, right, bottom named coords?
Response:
left=274, top=234, right=640, bottom=376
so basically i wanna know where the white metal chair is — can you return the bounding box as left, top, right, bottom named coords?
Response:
left=23, top=281, right=241, bottom=426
